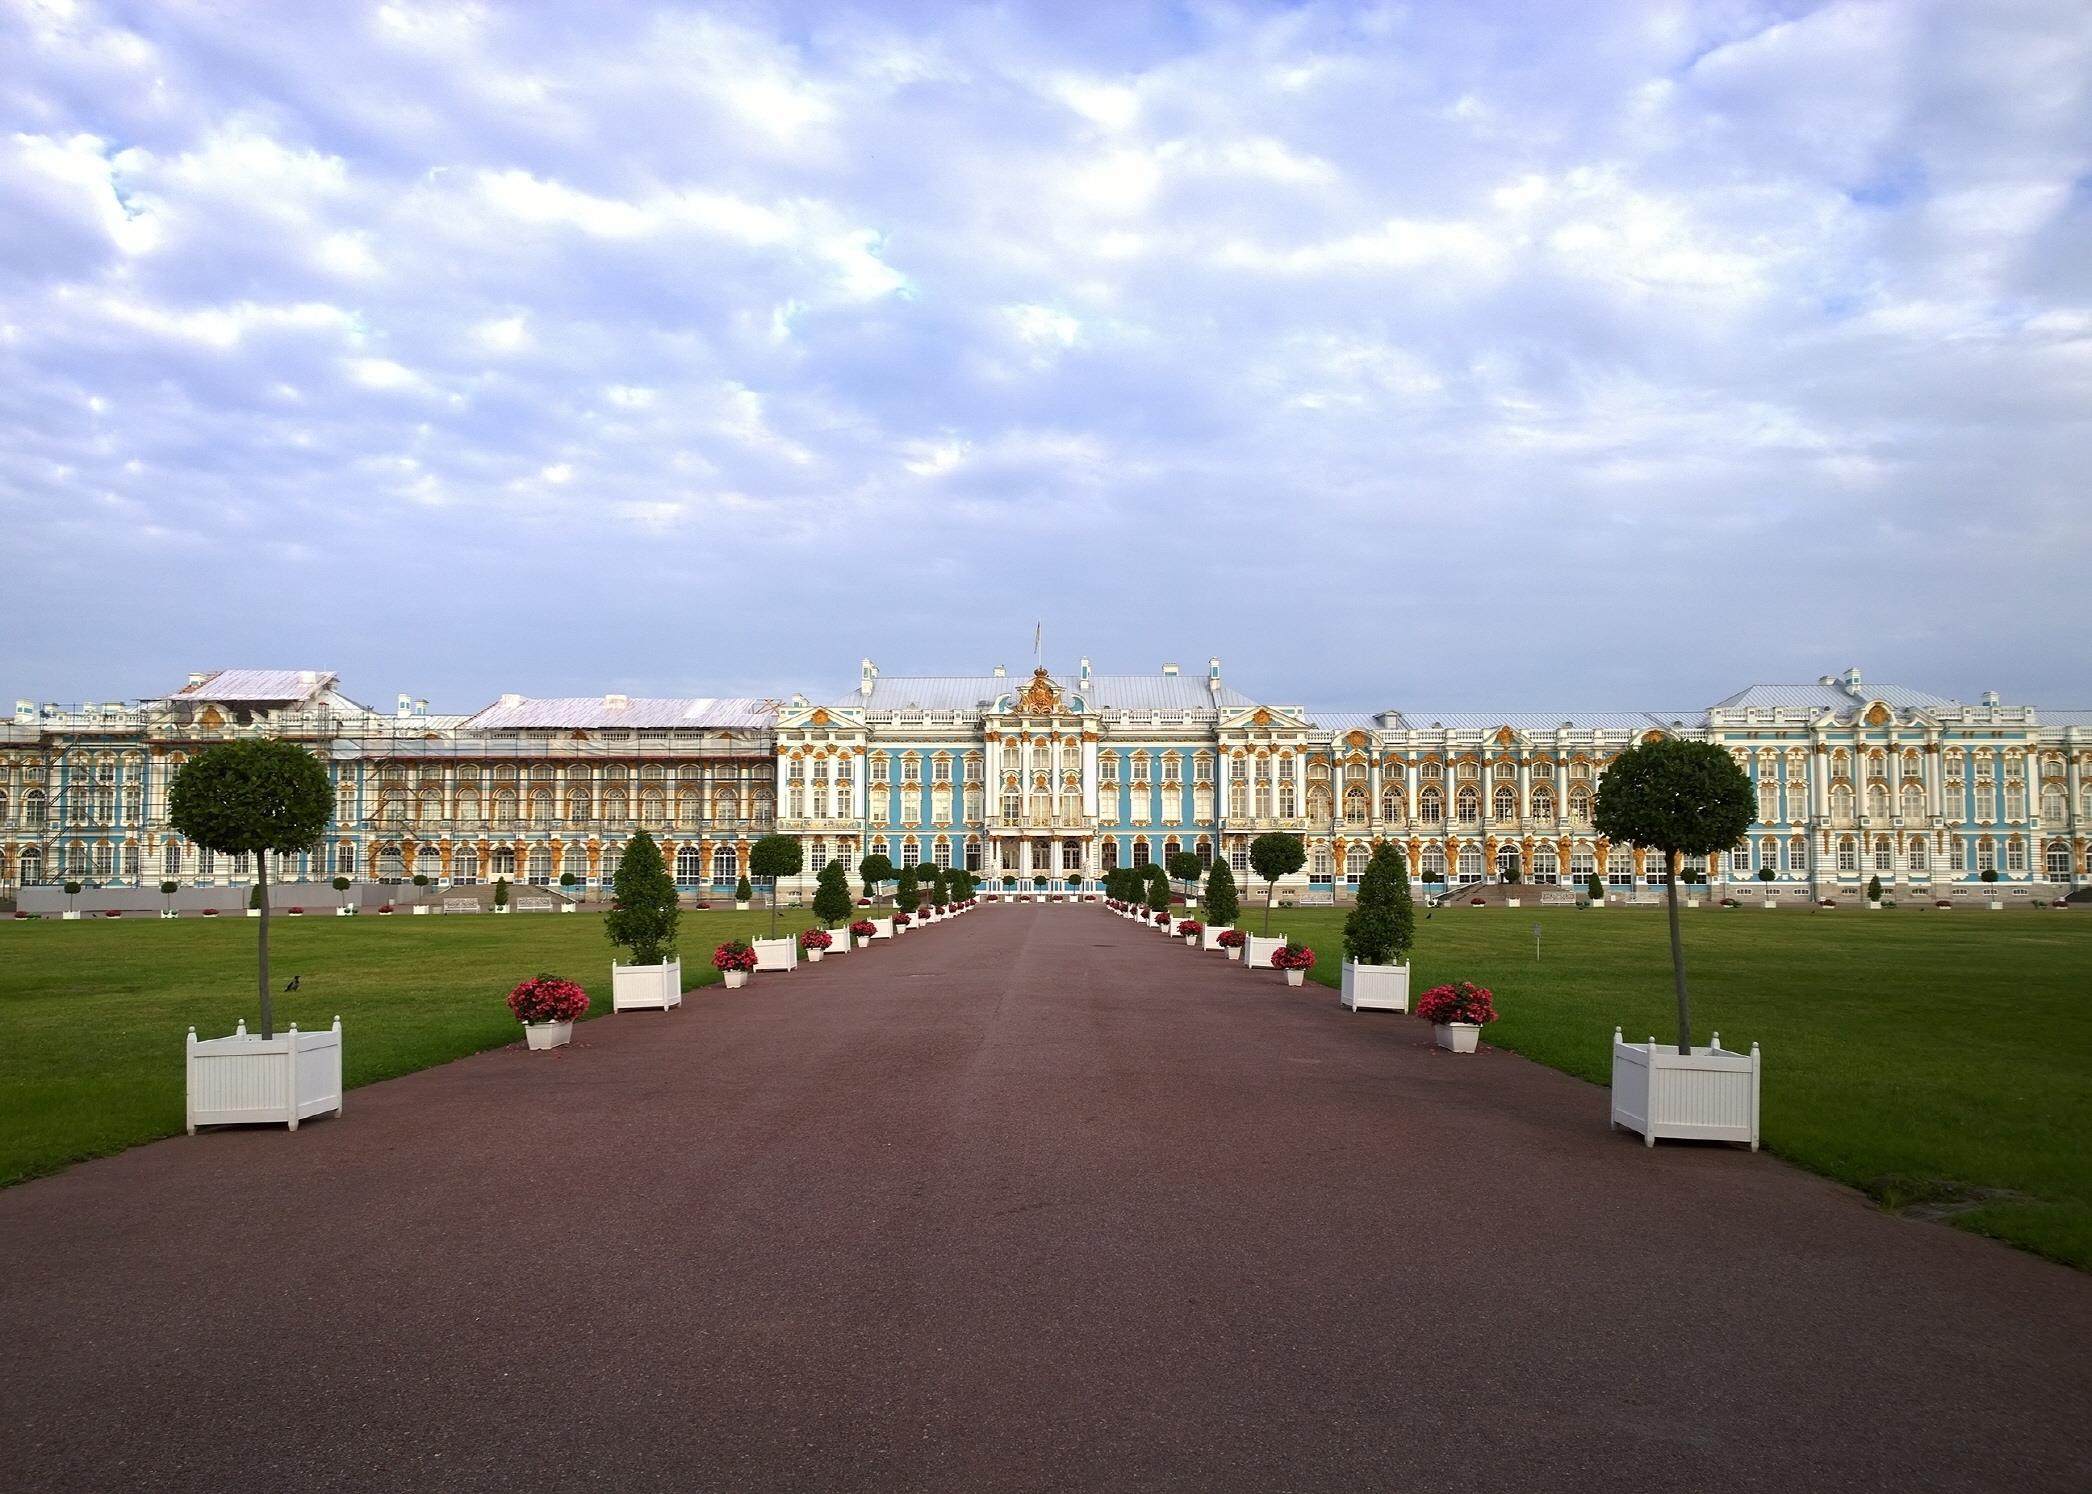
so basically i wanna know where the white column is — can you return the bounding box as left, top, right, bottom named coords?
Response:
left=1082, top=734, right=1098, bottom=818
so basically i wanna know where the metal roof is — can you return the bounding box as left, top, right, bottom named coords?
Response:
left=173, top=669, right=337, bottom=702
left=840, top=672, right=1259, bottom=714
left=1708, top=683, right=1961, bottom=711
left=1377, top=712, right=1691, bottom=733
left=461, top=697, right=778, bottom=730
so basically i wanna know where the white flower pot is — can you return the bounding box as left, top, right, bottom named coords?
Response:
left=611, top=958, right=683, bottom=1012
left=1685, top=899, right=1700, bottom=909
left=1867, top=901, right=1880, bottom=911
left=160, top=909, right=178, bottom=920
left=62, top=910, right=81, bottom=920
left=1506, top=898, right=1520, bottom=908
left=185, top=1018, right=344, bottom=1132
left=1762, top=900, right=1776, bottom=909
left=751, top=937, right=798, bottom=972
left=561, top=904, right=576, bottom=913
left=1225, top=947, right=1241, bottom=961
left=1988, top=899, right=2002, bottom=910
left=1199, top=925, right=1233, bottom=951
left=1609, top=1029, right=1760, bottom=1148
left=1283, top=969, right=1305, bottom=987
left=523, top=1019, right=572, bottom=1051
left=336, top=907, right=353, bottom=916
left=1340, top=961, right=1410, bottom=1012
left=247, top=909, right=261, bottom=918
left=493, top=906, right=510, bottom=914
left=806, top=947, right=824, bottom=963
left=735, top=901, right=750, bottom=911
left=1434, top=1022, right=1480, bottom=1054
left=722, top=969, right=749, bottom=989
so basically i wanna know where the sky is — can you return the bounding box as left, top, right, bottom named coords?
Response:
left=2, top=0, right=2089, bottom=715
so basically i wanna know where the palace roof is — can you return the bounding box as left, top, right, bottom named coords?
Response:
left=1708, top=683, right=1961, bottom=711
left=461, top=696, right=778, bottom=730
left=172, top=669, right=338, bottom=702
left=839, top=672, right=1258, bottom=713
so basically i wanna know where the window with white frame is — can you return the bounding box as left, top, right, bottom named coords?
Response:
left=933, top=840, right=952, bottom=869
left=1731, top=845, right=1750, bottom=874
left=2046, top=842, right=2072, bottom=879
left=2006, top=839, right=2026, bottom=873
left=1836, top=837, right=1857, bottom=872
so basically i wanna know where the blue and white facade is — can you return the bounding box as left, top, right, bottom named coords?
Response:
left=3, top=661, right=2087, bottom=904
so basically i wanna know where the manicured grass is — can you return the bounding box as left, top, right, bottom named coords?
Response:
left=1220, top=900, right=2092, bottom=1269
left=0, top=907, right=829, bottom=1188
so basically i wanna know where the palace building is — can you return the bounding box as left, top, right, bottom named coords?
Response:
left=4, top=661, right=2088, bottom=904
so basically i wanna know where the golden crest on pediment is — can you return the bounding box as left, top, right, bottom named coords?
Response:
left=1252, top=708, right=1273, bottom=726
left=1864, top=702, right=1890, bottom=727
left=1016, top=667, right=1061, bottom=715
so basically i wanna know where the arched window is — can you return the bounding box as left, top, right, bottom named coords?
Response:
left=1567, top=786, right=1592, bottom=826
left=453, top=847, right=480, bottom=884
left=163, top=843, right=182, bottom=875
left=1455, top=788, right=1479, bottom=825
left=1419, top=789, right=1443, bottom=824
left=1311, top=843, right=1332, bottom=878
left=527, top=847, right=552, bottom=884
left=674, top=846, right=702, bottom=884
left=377, top=844, right=404, bottom=881
left=1278, top=783, right=1297, bottom=818
left=1531, top=785, right=1554, bottom=820
left=1830, top=784, right=1854, bottom=821
left=1420, top=844, right=1446, bottom=880
left=0, top=788, right=8, bottom=824
left=25, top=788, right=46, bottom=825
left=2040, top=786, right=2065, bottom=821
left=1343, top=787, right=1367, bottom=825
left=1836, top=836, right=1857, bottom=872
left=493, top=790, right=517, bottom=826
left=20, top=846, right=43, bottom=884
left=711, top=846, right=738, bottom=884
left=1908, top=839, right=1928, bottom=872
left=602, top=791, right=627, bottom=824
left=1493, top=786, right=1515, bottom=820
left=1456, top=845, right=1483, bottom=883
left=490, top=847, right=516, bottom=877
left=560, top=845, right=587, bottom=884
left=1901, top=784, right=1924, bottom=819
left=1532, top=844, right=1559, bottom=882
left=640, top=790, right=665, bottom=827
left=715, top=791, right=738, bottom=825
left=530, top=792, right=552, bottom=825
left=414, top=846, right=439, bottom=881
left=2046, top=842, right=2073, bottom=879
left=419, top=791, right=441, bottom=823
left=1381, top=789, right=1403, bottom=822
left=456, top=790, right=481, bottom=825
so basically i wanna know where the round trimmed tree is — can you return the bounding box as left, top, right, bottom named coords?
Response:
left=605, top=830, right=679, bottom=967
left=1166, top=850, right=1203, bottom=901
left=895, top=864, right=921, bottom=917
left=858, top=852, right=895, bottom=901
left=749, top=833, right=804, bottom=936
left=1144, top=862, right=1170, bottom=917
left=1249, top=832, right=1306, bottom=934
left=166, top=738, right=333, bottom=1037
left=812, top=859, right=853, bottom=928
left=1203, top=856, right=1240, bottom=928
left=1593, top=737, right=1755, bottom=1053
left=1343, top=842, right=1415, bottom=968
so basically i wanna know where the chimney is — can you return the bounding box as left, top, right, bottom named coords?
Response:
left=1079, top=656, right=1092, bottom=683
left=1161, top=662, right=1180, bottom=676
left=1208, top=657, right=1221, bottom=694
left=300, top=670, right=317, bottom=686
left=1982, top=690, right=2000, bottom=708
left=860, top=658, right=877, bottom=699
left=187, top=672, right=209, bottom=688
left=415, top=699, right=428, bottom=716
left=500, top=693, right=523, bottom=709
left=604, top=693, right=628, bottom=710
left=14, top=699, right=33, bottom=725
left=397, top=693, right=413, bottom=717
left=992, top=664, right=1006, bottom=678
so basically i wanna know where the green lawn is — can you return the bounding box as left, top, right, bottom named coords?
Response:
left=1219, top=899, right=2092, bottom=1269
left=9, top=903, right=2092, bottom=1272
left=0, top=906, right=826, bottom=1188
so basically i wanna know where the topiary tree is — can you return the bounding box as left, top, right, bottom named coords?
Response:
left=159, top=878, right=178, bottom=914
left=1145, top=861, right=1171, bottom=917
left=248, top=883, right=263, bottom=911
left=1980, top=866, right=1999, bottom=887
left=1867, top=874, right=1882, bottom=903
left=1757, top=864, right=1775, bottom=885
left=734, top=873, right=753, bottom=906
left=1249, top=832, right=1306, bottom=933
left=493, top=876, right=509, bottom=909
left=332, top=874, right=352, bottom=911
left=1593, top=736, right=1755, bottom=1054
left=858, top=852, right=894, bottom=901
left=412, top=872, right=430, bottom=907
left=1166, top=850, right=1203, bottom=901
left=1343, top=842, right=1415, bottom=967
left=1203, top=856, right=1240, bottom=928
left=605, top=829, right=678, bottom=967
left=166, top=738, right=333, bottom=1038
left=895, top=864, right=921, bottom=916
left=1586, top=871, right=1605, bottom=902
left=63, top=879, right=82, bottom=913
left=812, top=859, right=853, bottom=928
left=749, top=834, right=803, bottom=935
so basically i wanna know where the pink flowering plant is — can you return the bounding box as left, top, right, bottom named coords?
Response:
left=1271, top=941, right=1316, bottom=971
left=1415, top=981, right=1498, bottom=1026
left=799, top=928, right=833, bottom=951
left=507, top=972, right=590, bottom=1026
left=712, top=940, right=758, bottom=973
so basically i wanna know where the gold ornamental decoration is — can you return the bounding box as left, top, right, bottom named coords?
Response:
left=1015, top=668, right=1061, bottom=715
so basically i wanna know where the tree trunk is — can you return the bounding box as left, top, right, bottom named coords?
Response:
left=1263, top=881, right=1274, bottom=934
left=256, top=856, right=274, bottom=1040
left=1664, top=848, right=1690, bottom=1054
left=770, top=878, right=779, bottom=938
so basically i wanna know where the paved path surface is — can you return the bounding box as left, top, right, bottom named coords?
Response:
left=4, top=905, right=2090, bottom=1492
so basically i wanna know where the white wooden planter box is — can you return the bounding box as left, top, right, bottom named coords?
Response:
left=1610, top=1028, right=1761, bottom=1149
left=751, top=937, right=797, bottom=972
left=186, top=1018, right=343, bottom=1133
left=1245, top=934, right=1288, bottom=969
left=1340, top=961, right=1410, bottom=1012
left=869, top=917, right=895, bottom=939
left=411, top=905, right=430, bottom=915
left=822, top=933, right=848, bottom=956
left=1199, top=925, right=1234, bottom=951
left=612, top=958, right=683, bottom=1012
